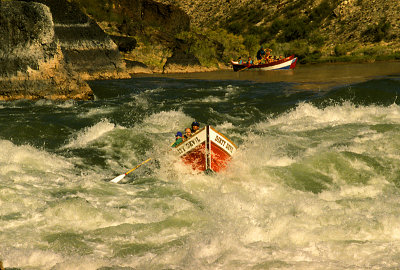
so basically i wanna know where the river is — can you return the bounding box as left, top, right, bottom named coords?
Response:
left=1, top=61, right=400, bottom=269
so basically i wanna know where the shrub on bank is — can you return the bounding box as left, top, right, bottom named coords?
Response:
left=207, top=29, right=248, bottom=63
left=363, top=19, right=391, bottom=42
left=308, top=33, right=325, bottom=48
left=278, top=16, right=310, bottom=42
left=334, top=43, right=358, bottom=57
left=177, top=28, right=249, bottom=67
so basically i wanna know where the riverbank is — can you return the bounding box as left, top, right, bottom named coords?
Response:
left=297, top=43, right=400, bottom=65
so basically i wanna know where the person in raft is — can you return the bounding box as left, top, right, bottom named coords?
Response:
left=264, top=48, right=272, bottom=63
left=256, top=46, right=266, bottom=64
left=191, top=121, right=200, bottom=133
left=171, top=131, right=183, bottom=147
left=184, top=128, right=192, bottom=140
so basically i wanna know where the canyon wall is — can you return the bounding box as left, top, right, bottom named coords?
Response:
left=0, top=0, right=129, bottom=101
left=0, top=1, right=93, bottom=100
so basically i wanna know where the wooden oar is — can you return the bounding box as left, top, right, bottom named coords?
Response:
left=110, top=158, right=152, bottom=183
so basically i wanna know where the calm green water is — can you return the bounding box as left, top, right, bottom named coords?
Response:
left=1, top=62, right=400, bottom=269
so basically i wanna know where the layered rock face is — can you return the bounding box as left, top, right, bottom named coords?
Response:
left=0, top=1, right=93, bottom=100
left=26, top=0, right=129, bottom=80
left=0, top=0, right=201, bottom=101
left=0, top=0, right=133, bottom=101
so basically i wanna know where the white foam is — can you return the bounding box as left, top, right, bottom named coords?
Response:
left=3, top=101, right=400, bottom=269
left=260, top=102, right=400, bottom=132
left=0, top=140, right=72, bottom=177
left=224, top=84, right=241, bottom=97
left=43, top=197, right=115, bottom=230
left=213, top=121, right=234, bottom=131
left=64, top=119, right=117, bottom=148
left=55, top=100, right=76, bottom=108
left=138, top=110, right=193, bottom=134
left=198, top=96, right=224, bottom=103
left=78, top=107, right=115, bottom=118
left=4, top=250, right=63, bottom=270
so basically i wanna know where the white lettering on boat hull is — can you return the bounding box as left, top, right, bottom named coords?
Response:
left=175, top=128, right=206, bottom=157
left=209, top=127, right=237, bottom=155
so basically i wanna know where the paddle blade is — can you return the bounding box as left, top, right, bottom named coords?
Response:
left=110, top=174, right=126, bottom=183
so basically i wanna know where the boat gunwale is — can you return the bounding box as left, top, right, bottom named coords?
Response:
left=174, top=126, right=206, bottom=149
left=209, top=126, right=238, bottom=150
left=231, top=55, right=296, bottom=70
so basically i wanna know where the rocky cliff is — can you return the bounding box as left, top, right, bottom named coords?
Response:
left=0, top=1, right=93, bottom=100
left=24, top=0, right=129, bottom=80
left=0, top=0, right=204, bottom=100
left=0, top=0, right=134, bottom=101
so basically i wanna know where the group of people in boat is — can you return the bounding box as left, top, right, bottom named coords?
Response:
left=237, top=46, right=285, bottom=66
left=171, top=121, right=200, bottom=147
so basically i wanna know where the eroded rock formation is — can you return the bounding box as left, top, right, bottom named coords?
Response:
left=163, top=39, right=202, bottom=73
left=0, top=0, right=136, bottom=101
left=24, top=0, right=129, bottom=80
left=0, top=1, right=93, bottom=100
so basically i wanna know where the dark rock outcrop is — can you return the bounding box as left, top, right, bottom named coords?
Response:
left=110, top=35, right=137, bottom=53
left=0, top=1, right=93, bottom=100
left=103, top=0, right=194, bottom=73
left=164, top=49, right=200, bottom=66
left=0, top=1, right=57, bottom=76
left=142, top=0, right=190, bottom=35
left=163, top=39, right=202, bottom=73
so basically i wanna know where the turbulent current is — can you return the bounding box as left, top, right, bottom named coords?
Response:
left=1, top=62, right=400, bottom=269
